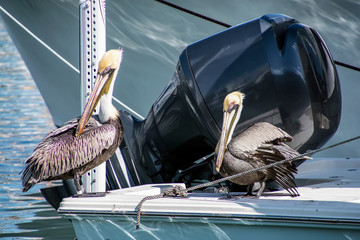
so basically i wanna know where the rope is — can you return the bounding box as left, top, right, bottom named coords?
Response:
left=135, top=134, right=360, bottom=229
left=136, top=193, right=164, bottom=230
left=156, top=0, right=360, bottom=73
left=136, top=185, right=187, bottom=230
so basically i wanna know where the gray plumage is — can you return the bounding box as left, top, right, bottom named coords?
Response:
left=218, top=122, right=308, bottom=197
left=21, top=116, right=123, bottom=192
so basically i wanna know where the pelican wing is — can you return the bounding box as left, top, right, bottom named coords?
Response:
left=227, top=122, right=293, bottom=159
left=21, top=117, right=116, bottom=191
left=227, top=122, right=306, bottom=196
left=255, top=142, right=301, bottom=196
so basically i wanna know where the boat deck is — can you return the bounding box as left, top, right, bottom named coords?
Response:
left=58, top=158, right=360, bottom=240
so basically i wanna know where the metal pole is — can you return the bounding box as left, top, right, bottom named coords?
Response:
left=79, top=0, right=106, bottom=192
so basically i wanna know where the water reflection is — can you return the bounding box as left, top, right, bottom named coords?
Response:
left=0, top=20, right=75, bottom=239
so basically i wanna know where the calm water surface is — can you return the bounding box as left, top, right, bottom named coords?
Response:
left=0, top=20, right=76, bottom=239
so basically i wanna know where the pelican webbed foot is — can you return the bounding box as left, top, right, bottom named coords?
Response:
left=73, top=172, right=85, bottom=195
left=245, top=182, right=266, bottom=198
left=203, top=186, right=229, bottom=193
left=72, top=172, right=108, bottom=197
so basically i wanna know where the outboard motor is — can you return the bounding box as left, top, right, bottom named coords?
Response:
left=119, top=14, right=341, bottom=185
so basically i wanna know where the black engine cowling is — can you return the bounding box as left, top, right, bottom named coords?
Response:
left=119, top=14, right=341, bottom=185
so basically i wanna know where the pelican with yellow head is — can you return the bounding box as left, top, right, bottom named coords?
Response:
left=22, top=49, right=124, bottom=194
left=215, top=91, right=310, bottom=197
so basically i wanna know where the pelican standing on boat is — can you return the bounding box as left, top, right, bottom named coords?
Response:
left=215, top=91, right=310, bottom=197
left=21, top=49, right=124, bottom=194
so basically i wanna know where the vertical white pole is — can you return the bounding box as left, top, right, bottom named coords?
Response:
left=79, top=0, right=106, bottom=192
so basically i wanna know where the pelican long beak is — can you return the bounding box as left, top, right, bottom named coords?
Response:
left=75, top=49, right=123, bottom=137
left=75, top=69, right=114, bottom=137
left=215, top=91, right=244, bottom=172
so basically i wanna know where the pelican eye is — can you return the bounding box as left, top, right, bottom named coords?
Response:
left=227, top=102, right=239, bottom=112
left=100, top=66, right=115, bottom=76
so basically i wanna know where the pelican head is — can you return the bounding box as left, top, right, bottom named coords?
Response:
left=215, top=91, right=245, bottom=172
left=75, top=49, right=123, bottom=137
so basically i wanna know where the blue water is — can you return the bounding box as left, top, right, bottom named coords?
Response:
left=0, top=20, right=76, bottom=239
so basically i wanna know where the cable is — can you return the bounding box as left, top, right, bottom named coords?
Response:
left=155, top=0, right=231, bottom=28
left=0, top=5, right=79, bottom=73
left=334, top=60, right=360, bottom=72
left=156, top=0, right=360, bottom=73
left=0, top=5, right=145, bottom=120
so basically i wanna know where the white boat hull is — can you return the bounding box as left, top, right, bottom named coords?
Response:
left=59, top=158, right=360, bottom=239
left=67, top=214, right=359, bottom=240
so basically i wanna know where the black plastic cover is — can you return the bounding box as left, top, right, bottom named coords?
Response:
left=120, top=14, right=341, bottom=184
left=185, top=14, right=341, bottom=152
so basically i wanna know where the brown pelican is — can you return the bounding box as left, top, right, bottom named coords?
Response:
left=215, top=91, right=310, bottom=197
left=21, top=49, right=124, bottom=194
